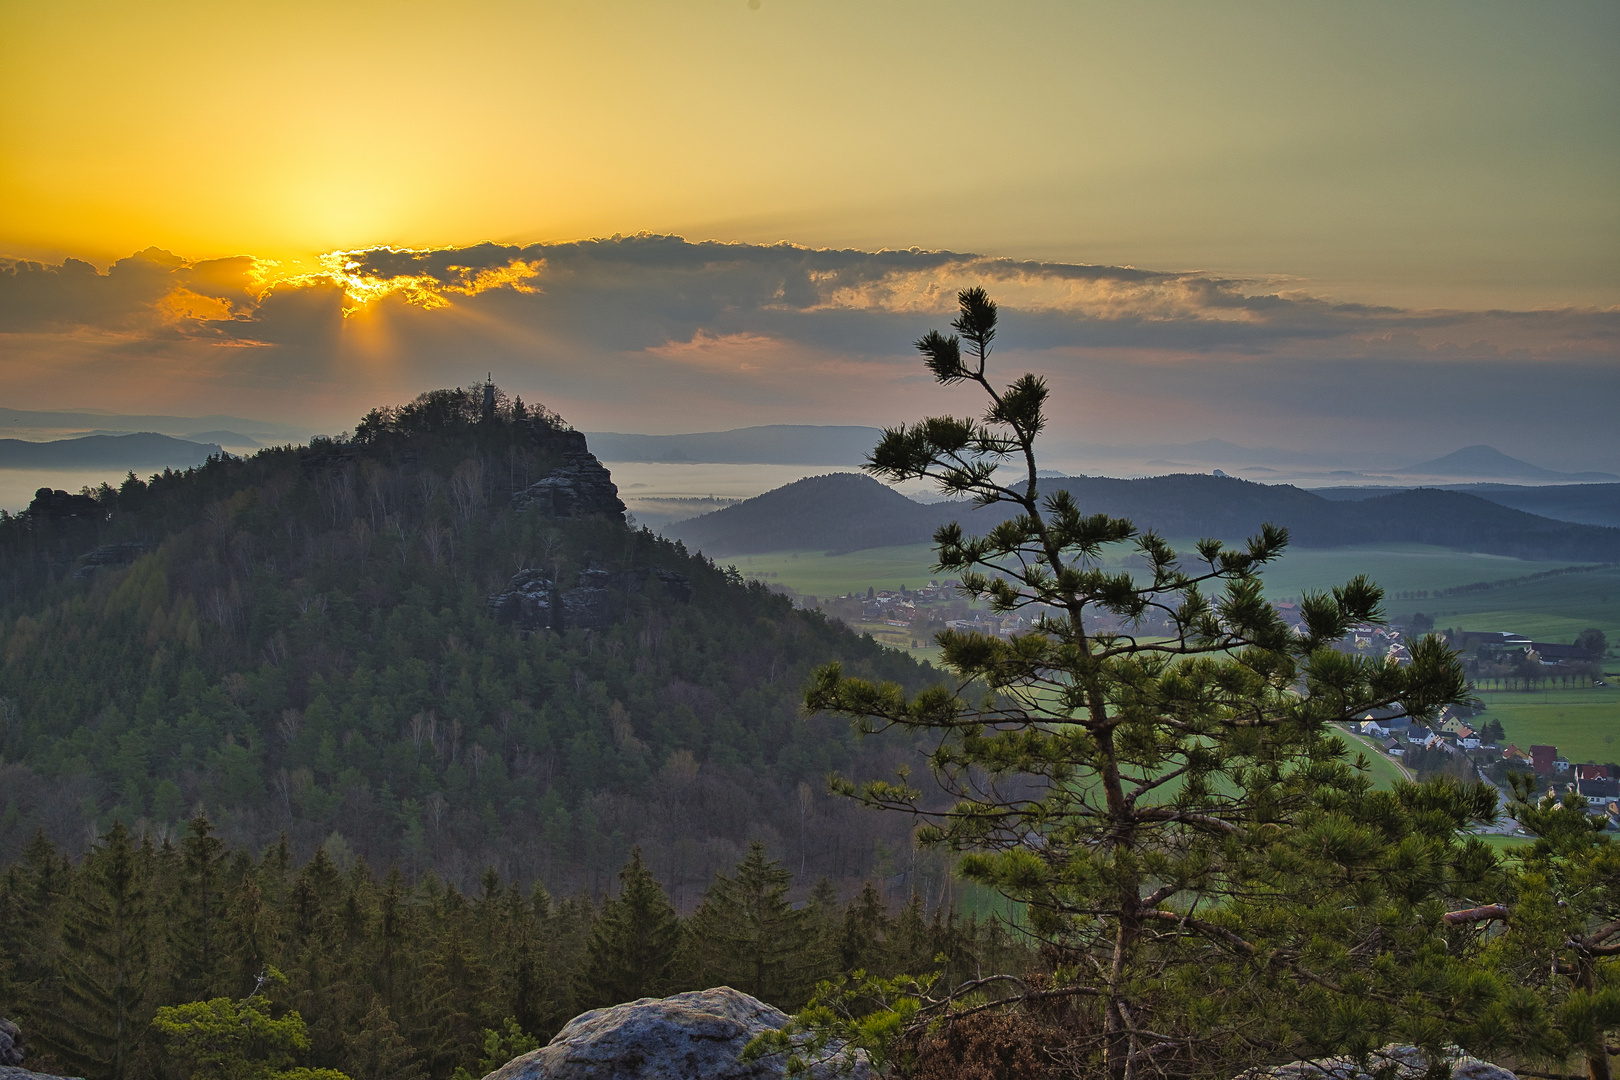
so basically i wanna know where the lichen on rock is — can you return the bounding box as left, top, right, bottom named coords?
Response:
left=482, top=987, right=871, bottom=1080
left=1237, top=1044, right=1516, bottom=1080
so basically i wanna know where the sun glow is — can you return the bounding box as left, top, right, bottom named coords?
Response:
left=241, top=249, right=544, bottom=317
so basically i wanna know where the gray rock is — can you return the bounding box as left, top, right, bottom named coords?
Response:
left=0, top=1019, right=21, bottom=1067
left=1238, top=1044, right=1515, bottom=1080
left=484, top=987, right=871, bottom=1080
left=74, top=541, right=153, bottom=579
left=0, top=1069, right=84, bottom=1080
left=513, top=443, right=626, bottom=521
left=489, top=569, right=556, bottom=632
left=490, top=567, right=691, bottom=634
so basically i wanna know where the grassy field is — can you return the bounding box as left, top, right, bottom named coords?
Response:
left=1474, top=686, right=1620, bottom=765
left=1338, top=729, right=1413, bottom=788
left=734, top=541, right=1619, bottom=651
left=1380, top=563, right=1620, bottom=646
left=731, top=544, right=940, bottom=598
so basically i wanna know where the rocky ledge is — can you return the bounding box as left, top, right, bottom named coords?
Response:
left=74, top=540, right=153, bottom=579
left=489, top=566, right=692, bottom=633
left=483, top=987, right=870, bottom=1080
left=512, top=431, right=626, bottom=520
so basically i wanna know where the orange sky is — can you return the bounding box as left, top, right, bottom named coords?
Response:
left=3, top=0, right=1616, bottom=310
left=1, top=2, right=1615, bottom=468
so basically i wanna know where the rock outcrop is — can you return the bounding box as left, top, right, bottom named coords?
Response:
left=0, top=1020, right=22, bottom=1067
left=489, top=567, right=691, bottom=633
left=1239, top=1044, right=1516, bottom=1080
left=0, top=1018, right=81, bottom=1080
left=513, top=431, right=626, bottom=520
left=24, top=488, right=102, bottom=521
left=74, top=541, right=153, bottom=579
left=484, top=987, right=871, bottom=1080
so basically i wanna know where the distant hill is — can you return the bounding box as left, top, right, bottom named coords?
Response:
left=0, top=431, right=221, bottom=469
left=673, top=473, right=940, bottom=554
left=1313, top=483, right=1620, bottom=529
left=0, top=405, right=308, bottom=442
left=1393, top=445, right=1617, bottom=482
left=185, top=429, right=265, bottom=448
left=668, top=472, right=1620, bottom=562
left=584, top=425, right=882, bottom=464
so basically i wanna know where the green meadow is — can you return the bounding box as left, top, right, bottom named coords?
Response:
left=1474, top=686, right=1620, bottom=765
left=730, top=540, right=1619, bottom=647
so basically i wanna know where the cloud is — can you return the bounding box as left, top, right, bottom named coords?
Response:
left=1, top=236, right=1615, bottom=468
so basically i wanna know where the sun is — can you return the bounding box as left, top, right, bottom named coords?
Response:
left=246, top=248, right=544, bottom=317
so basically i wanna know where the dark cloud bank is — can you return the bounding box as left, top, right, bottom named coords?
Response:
left=1, top=236, right=1615, bottom=469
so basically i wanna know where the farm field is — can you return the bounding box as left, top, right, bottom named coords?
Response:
left=730, top=544, right=939, bottom=599
left=730, top=541, right=1618, bottom=647
left=1473, top=686, right=1620, bottom=766
left=1381, top=563, right=1620, bottom=647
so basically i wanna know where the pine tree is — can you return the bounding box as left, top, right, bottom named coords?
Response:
left=806, top=288, right=1495, bottom=1076
left=577, top=848, right=681, bottom=1009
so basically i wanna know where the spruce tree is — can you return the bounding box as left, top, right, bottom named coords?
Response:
left=0, top=832, right=70, bottom=1045
left=577, top=848, right=680, bottom=1009
left=838, top=883, right=890, bottom=974
left=684, top=842, right=812, bottom=1008
left=171, top=815, right=229, bottom=1001
left=42, top=823, right=155, bottom=1080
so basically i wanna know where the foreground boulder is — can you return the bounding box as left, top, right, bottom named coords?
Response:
left=0, top=1021, right=20, bottom=1068
left=483, top=987, right=871, bottom=1080
left=1239, top=1044, right=1516, bottom=1080
left=0, top=1018, right=81, bottom=1080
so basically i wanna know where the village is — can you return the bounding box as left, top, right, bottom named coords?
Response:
left=806, top=582, right=1616, bottom=829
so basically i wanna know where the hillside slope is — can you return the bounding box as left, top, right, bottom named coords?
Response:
left=669, top=471, right=1620, bottom=562
left=0, top=388, right=936, bottom=899
left=0, top=431, right=221, bottom=468
left=1316, top=483, right=1620, bottom=529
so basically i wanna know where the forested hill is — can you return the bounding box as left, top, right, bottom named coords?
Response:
left=0, top=386, right=937, bottom=902
left=669, top=471, right=1620, bottom=561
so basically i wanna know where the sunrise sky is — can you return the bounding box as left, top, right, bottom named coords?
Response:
left=2, top=1, right=1616, bottom=466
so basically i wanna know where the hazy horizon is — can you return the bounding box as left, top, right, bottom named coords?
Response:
left=3, top=2, right=1614, bottom=478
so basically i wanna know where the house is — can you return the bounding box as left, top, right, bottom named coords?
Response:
left=1457, top=630, right=1531, bottom=649
left=1578, top=771, right=1620, bottom=799
left=1439, top=716, right=1474, bottom=739
left=1526, top=642, right=1598, bottom=665
left=1359, top=719, right=1390, bottom=738
left=1531, top=745, right=1558, bottom=776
